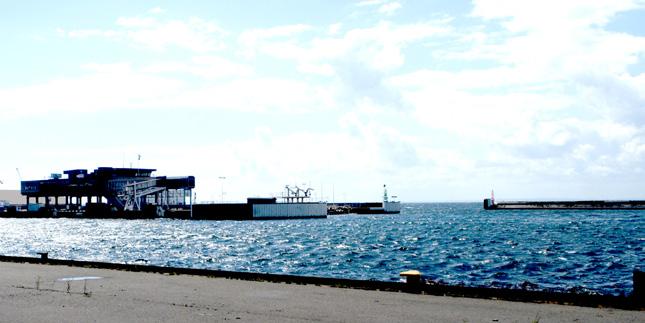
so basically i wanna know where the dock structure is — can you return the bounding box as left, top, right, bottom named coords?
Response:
left=20, top=167, right=195, bottom=216
left=10, top=168, right=327, bottom=220
left=327, top=184, right=401, bottom=215
left=327, top=201, right=401, bottom=214
left=484, top=198, right=645, bottom=210
left=192, top=197, right=327, bottom=220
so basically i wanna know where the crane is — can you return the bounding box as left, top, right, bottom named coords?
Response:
left=283, top=185, right=314, bottom=203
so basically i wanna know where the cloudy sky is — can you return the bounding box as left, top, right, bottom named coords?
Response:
left=1, top=0, right=645, bottom=202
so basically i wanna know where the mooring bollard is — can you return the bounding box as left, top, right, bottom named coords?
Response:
left=400, top=270, right=422, bottom=285
left=634, top=269, right=644, bottom=303
left=37, top=252, right=48, bottom=261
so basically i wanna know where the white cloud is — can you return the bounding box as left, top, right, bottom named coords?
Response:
left=241, top=20, right=451, bottom=72
left=356, top=0, right=388, bottom=7
left=368, top=0, right=645, bottom=190
left=0, top=62, right=334, bottom=118
left=238, top=19, right=452, bottom=110
left=65, top=29, right=119, bottom=38
left=142, top=56, right=254, bottom=79
left=239, top=24, right=312, bottom=44
left=379, top=2, right=402, bottom=15
left=124, top=17, right=227, bottom=52
left=466, top=0, right=645, bottom=78
left=62, top=15, right=227, bottom=52
left=355, top=1, right=403, bottom=18
left=328, top=21, right=451, bottom=70
left=238, top=24, right=313, bottom=58
left=328, top=23, right=342, bottom=35
left=172, top=77, right=336, bottom=113
left=116, top=17, right=157, bottom=28
left=472, top=0, right=643, bottom=32
left=149, top=7, right=165, bottom=14
left=7, top=4, right=645, bottom=200
left=574, top=72, right=645, bottom=124
left=0, top=63, right=185, bottom=118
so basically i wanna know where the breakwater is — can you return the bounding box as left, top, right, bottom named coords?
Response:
left=0, top=203, right=642, bottom=296
left=484, top=198, right=645, bottom=210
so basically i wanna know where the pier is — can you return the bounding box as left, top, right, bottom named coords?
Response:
left=1, top=167, right=328, bottom=220
left=18, top=167, right=194, bottom=217
left=1, top=168, right=404, bottom=219
left=484, top=198, right=645, bottom=210
left=327, top=184, right=401, bottom=214
left=326, top=201, right=401, bottom=214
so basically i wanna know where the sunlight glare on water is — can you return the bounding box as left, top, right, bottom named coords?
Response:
left=1, top=203, right=643, bottom=295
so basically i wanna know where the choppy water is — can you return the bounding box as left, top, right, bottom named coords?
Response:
left=1, top=203, right=643, bottom=295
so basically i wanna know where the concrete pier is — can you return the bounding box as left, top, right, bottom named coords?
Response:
left=484, top=198, right=645, bottom=210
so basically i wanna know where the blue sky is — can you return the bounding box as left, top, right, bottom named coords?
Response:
left=1, top=1, right=645, bottom=202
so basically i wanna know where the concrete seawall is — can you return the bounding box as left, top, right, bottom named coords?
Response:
left=0, top=259, right=643, bottom=322
left=0, top=255, right=642, bottom=311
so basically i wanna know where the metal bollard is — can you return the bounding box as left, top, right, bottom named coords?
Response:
left=400, top=270, right=422, bottom=285
left=634, top=269, right=644, bottom=303
left=37, top=252, right=48, bottom=261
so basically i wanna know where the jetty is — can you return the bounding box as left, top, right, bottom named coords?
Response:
left=327, top=184, right=401, bottom=214
left=484, top=198, right=645, bottom=210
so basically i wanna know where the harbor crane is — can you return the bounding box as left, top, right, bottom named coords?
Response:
left=283, top=185, right=314, bottom=203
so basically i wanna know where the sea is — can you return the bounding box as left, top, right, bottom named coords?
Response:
left=1, top=203, right=643, bottom=296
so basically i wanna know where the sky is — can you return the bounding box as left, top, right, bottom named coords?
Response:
left=1, top=0, right=645, bottom=202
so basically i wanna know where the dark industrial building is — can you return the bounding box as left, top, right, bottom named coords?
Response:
left=12, top=167, right=327, bottom=220
left=19, top=167, right=195, bottom=217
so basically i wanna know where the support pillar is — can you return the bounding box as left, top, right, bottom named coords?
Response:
left=189, top=189, right=193, bottom=219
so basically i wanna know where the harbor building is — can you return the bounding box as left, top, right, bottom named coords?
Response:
left=20, top=167, right=195, bottom=216
left=12, top=167, right=326, bottom=220
left=8, top=167, right=396, bottom=219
